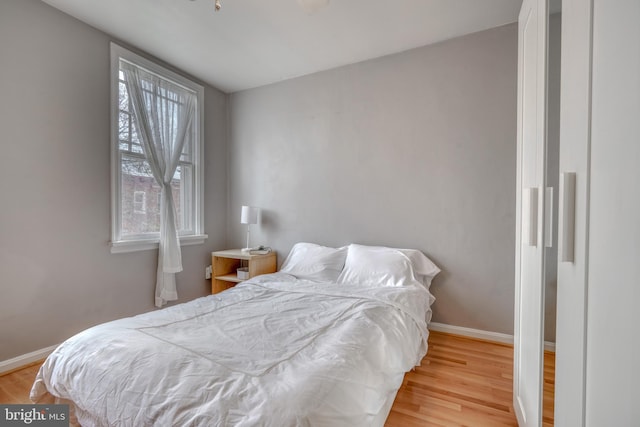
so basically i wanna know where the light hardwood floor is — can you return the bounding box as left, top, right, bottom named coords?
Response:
left=387, top=331, right=518, bottom=426
left=543, top=350, right=556, bottom=427
left=0, top=360, right=42, bottom=404
left=0, top=331, right=555, bottom=426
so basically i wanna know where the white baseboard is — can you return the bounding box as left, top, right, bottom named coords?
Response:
left=0, top=345, right=58, bottom=375
left=429, top=322, right=556, bottom=352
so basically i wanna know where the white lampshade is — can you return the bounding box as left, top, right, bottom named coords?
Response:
left=240, top=206, right=259, bottom=225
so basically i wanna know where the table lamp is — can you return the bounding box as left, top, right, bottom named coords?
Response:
left=240, top=206, right=259, bottom=252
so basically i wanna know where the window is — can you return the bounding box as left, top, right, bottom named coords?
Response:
left=110, top=44, right=206, bottom=253
left=133, top=191, right=146, bottom=214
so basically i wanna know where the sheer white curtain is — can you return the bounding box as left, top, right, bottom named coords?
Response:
left=121, top=61, right=196, bottom=307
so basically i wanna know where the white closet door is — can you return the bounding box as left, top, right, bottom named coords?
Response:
left=514, top=0, right=547, bottom=425
left=554, top=0, right=592, bottom=424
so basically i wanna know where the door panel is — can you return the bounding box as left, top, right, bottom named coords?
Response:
left=554, top=0, right=592, bottom=425
left=514, top=0, right=547, bottom=425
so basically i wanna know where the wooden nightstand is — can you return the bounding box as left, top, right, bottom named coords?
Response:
left=211, top=249, right=277, bottom=294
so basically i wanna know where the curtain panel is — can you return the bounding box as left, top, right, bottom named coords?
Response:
left=121, top=61, right=196, bottom=307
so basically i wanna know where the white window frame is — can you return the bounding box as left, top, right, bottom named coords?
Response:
left=110, top=43, right=206, bottom=253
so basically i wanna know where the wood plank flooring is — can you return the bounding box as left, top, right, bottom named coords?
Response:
left=0, top=360, right=42, bottom=404
left=386, top=331, right=518, bottom=426
left=0, top=331, right=555, bottom=426
left=543, top=350, right=556, bottom=427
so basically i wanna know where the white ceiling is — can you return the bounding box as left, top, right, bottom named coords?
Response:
left=42, top=0, right=523, bottom=93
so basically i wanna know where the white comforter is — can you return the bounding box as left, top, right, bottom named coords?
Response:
left=31, top=273, right=434, bottom=427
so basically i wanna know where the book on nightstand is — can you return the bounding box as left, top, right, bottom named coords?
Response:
left=249, top=246, right=272, bottom=255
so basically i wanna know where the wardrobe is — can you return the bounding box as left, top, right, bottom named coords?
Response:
left=514, top=0, right=640, bottom=426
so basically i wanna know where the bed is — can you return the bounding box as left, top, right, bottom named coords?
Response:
left=30, top=243, right=439, bottom=426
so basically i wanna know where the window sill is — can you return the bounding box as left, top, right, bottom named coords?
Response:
left=110, top=234, right=208, bottom=254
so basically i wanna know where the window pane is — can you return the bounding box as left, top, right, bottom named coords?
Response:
left=120, top=156, right=184, bottom=236
left=118, top=111, right=130, bottom=142
left=118, top=81, right=129, bottom=112
left=133, top=191, right=146, bottom=213
left=180, top=124, right=193, bottom=162
left=131, top=140, right=143, bottom=155
left=130, top=124, right=142, bottom=151
left=178, top=164, right=193, bottom=232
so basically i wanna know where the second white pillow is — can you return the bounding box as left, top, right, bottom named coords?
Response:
left=336, top=244, right=418, bottom=287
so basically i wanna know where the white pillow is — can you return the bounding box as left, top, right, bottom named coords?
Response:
left=336, top=244, right=418, bottom=287
left=280, top=242, right=347, bottom=282
left=396, top=248, right=441, bottom=288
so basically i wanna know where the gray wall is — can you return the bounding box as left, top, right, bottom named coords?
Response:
left=228, top=24, right=518, bottom=334
left=0, top=0, right=228, bottom=360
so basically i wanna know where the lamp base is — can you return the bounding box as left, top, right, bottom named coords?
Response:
left=241, top=247, right=251, bottom=253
